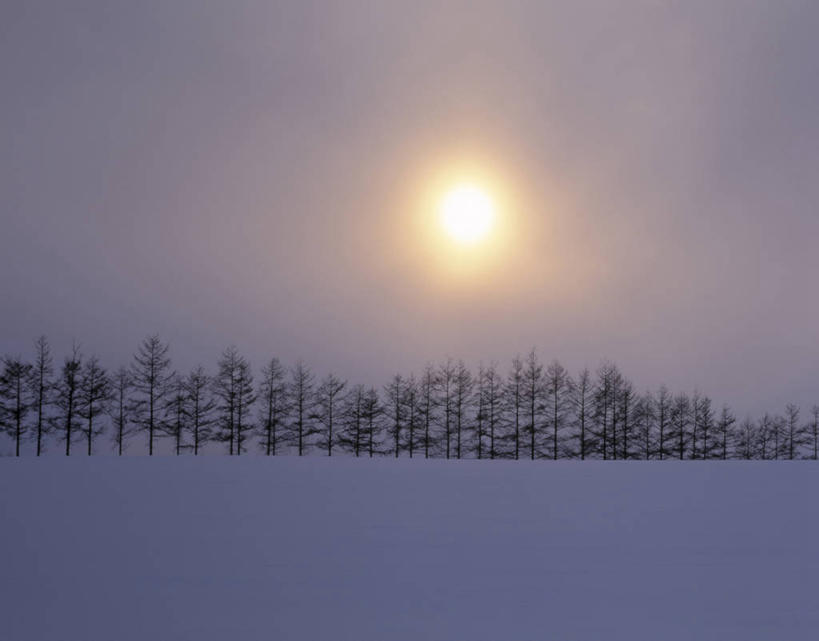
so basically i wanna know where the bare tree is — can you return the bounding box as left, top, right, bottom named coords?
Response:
left=608, top=365, right=625, bottom=459
left=691, top=393, right=715, bottom=459
left=340, top=384, right=366, bottom=457
left=165, top=374, right=187, bottom=455
left=287, top=361, right=315, bottom=456
left=384, top=374, right=405, bottom=458
left=714, top=405, right=736, bottom=461
left=505, top=356, right=524, bottom=460
left=770, top=414, right=784, bottom=460
left=656, top=386, right=672, bottom=460
left=404, top=375, right=419, bottom=458
left=634, top=392, right=656, bottom=459
left=545, top=360, right=572, bottom=460
left=55, top=344, right=82, bottom=456
left=213, top=347, right=255, bottom=456
left=784, top=404, right=802, bottom=460
left=437, top=359, right=456, bottom=459
left=593, top=363, right=618, bottom=460
left=809, top=406, right=819, bottom=461
left=758, top=414, right=774, bottom=459
left=6, top=339, right=816, bottom=465
left=234, top=357, right=255, bottom=455
left=618, top=379, right=636, bottom=460
left=361, top=386, right=382, bottom=457
left=418, top=366, right=437, bottom=459
left=475, top=364, right=487, bottom=459
left=186, top=367, right=215, bottom=455
left=213, top=348, right=238, bottom=455
left=0, top=356, right=33, bottom=456
left=29, top=336, right=53, bottom=456
left=670, top=394, right=690, bottom=460
left=735, top=417, right=757, bottom=460
left=571, top=368, right=592, bottom=460
left=481, top=363, right=504, bottom=460
left=77, top=356, right=112, bottom=456
left=522, top=350, right=544, bottom=460
left=130, top=335, right=172, bottom=455
left=257, top=358, right=287, bottom=456
left=453, top=361, right=473, bottom=459
left=110, top=367, right=133, bottom=456
left=314, top=373, right=346, bottom=456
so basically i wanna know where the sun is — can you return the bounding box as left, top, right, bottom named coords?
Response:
left=439, top=184, right=495, bottom=245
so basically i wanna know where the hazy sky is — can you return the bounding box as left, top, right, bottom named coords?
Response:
left=2, top=1, right=819, bottom=416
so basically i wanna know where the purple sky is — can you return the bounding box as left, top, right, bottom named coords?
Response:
left=2, top=1, right=819, bottom=416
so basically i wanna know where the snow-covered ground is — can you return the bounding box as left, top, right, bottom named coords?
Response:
left=2, top=459, right=818, bottom=640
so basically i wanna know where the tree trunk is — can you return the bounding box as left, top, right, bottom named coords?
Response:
left=66, top=391, right=74, bottom=456
left=36, top=378, right=44, bottom=456
left=328, top=405, right=333, bottom=457
left=149, top=390, right=154, bottom=456
left=15, top=377, right=22, bottom=456
left=87, top=410, right=93, bottom=456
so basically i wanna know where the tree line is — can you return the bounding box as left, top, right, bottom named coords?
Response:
left=1, top=335, right=817, bottom=459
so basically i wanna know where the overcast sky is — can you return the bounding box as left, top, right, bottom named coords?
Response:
left=2, top=0, right=819, bottom=416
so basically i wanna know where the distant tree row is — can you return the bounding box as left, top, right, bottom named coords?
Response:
left=1, top=335, right=818, bottom=459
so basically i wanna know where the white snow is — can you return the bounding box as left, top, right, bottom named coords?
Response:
left=2, top=459, right=818, bottom=640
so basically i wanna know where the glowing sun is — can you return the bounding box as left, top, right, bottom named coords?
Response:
left=439, top=184, right=495, bottom=245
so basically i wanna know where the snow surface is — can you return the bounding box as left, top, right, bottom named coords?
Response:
left=2, top=459, right=818, bottom=640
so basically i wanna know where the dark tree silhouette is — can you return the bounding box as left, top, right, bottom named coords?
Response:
left=0, top=356, right=33, bottom=456
left=418, top=365, right=437, bottom=459
left=287, top=361, right=315, bottom=456
left=55, top=344, right=82, bottom=456
left=186, top=367, right=215, bottom=455
left=437, top=359, right=456, bottom=459
left=340, top=384, right=367, bottom=457
left=110, top=367, right=133, bottom=456
left=475, top=364, right=487, bottom=459
left=572, top=368, right=592, bottom=460
left=609, top=365, right=626, bottom=459
left=481, top=363, right=504, bottom=460
left=809, top=406, right=819, bottom=461
left=314, top=373, right=346, bottom=456
left=545, top=360, right=572, bottom=460
left=594, top=363, right=617, bottom=460
left=505, top=356, right=524, bottom=460
left=131, top=335, right=172, bottom=456
left=770, top=414, right=784, bottom=461
left=213, top=348, right=238, bottom=455
left=784, top=404, right=802, bottom=460
left=404, top=375, right=419, bottom=458
left=6, top=333, right=819, bottom=461
left=166, top=374, right=188, bottom=456
left=453, top=361, right=473, bottom=460
left=29, top=336, right=53, bottom=456
left=634, top=392, right=656, bottom=460
left=735, top=417, right=757, bottom=460
left=361, top=386, right=381, bottom=457
left=670, top=394, right=690, bottom=460
left=233, top=355, right=255, bottom=455
left=691, top=393, right=714, bottom=459
left=77, top=356, right=112, bottom=456
left=384, top=374, right=405, bottom=458
left=257, top=358, right=287, bottom=456
left=214, top=347, right=255, bottom=455
left=617, top=379, right=636, bottom=460
left=522, top=350, right=544, bottom=460
left=655, top=386, right=672, bottom=460
left=714, top=405, right=736, bottom=461
left=758, top=414, right=774, bottom=459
